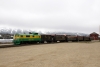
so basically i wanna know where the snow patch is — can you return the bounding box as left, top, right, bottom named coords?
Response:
left=0, top=39, right=13, bottom=43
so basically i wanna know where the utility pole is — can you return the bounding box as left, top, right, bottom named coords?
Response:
left=99, top=25, right=100, bottom=35
left=99, top=25, right=100, bottom=41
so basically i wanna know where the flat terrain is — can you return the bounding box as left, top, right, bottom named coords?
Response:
left=0, top=42, right=100, bottom=67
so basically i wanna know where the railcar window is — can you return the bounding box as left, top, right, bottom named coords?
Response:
left=26, top=35, right=30, bottom=37
left=32, top=35, right=34, bottom=37
left=34, top=33, right=38, bottom=35
left=20, top=35, right=23, bottom=37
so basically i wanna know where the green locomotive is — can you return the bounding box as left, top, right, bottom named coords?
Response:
left=13, top=33, right=41, bottom=45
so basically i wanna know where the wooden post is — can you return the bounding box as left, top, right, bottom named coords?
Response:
left=98, top=25, right=100, bottom=41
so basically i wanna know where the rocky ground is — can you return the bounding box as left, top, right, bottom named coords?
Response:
left=0, top=41, right=100, bottom=67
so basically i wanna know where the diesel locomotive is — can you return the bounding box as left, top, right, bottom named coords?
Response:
left=13, top=32, right=92, bottom=45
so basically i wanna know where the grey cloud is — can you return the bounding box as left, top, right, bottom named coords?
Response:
left=0, top=0, right=100, bottom=34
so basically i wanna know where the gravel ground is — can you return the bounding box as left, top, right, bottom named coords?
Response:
left=0, top=42, right=100, bottom=67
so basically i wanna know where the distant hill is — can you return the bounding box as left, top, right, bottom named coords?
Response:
left=0, top=28, right=90, bottom=39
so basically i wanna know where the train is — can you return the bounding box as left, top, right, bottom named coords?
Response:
left=13, top=32, right=92, bottom=45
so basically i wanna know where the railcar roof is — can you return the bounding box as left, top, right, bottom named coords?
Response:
left=14, top=34, right=39, bottom=35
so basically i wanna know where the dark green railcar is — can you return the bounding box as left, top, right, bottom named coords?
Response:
left=41, top=35, right=52, bottom=43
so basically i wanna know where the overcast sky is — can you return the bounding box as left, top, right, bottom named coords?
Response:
left=0, top=0, right=100, bottom=34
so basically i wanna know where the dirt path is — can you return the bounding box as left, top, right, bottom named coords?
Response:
left=0, top=42, right=100, bottom=67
